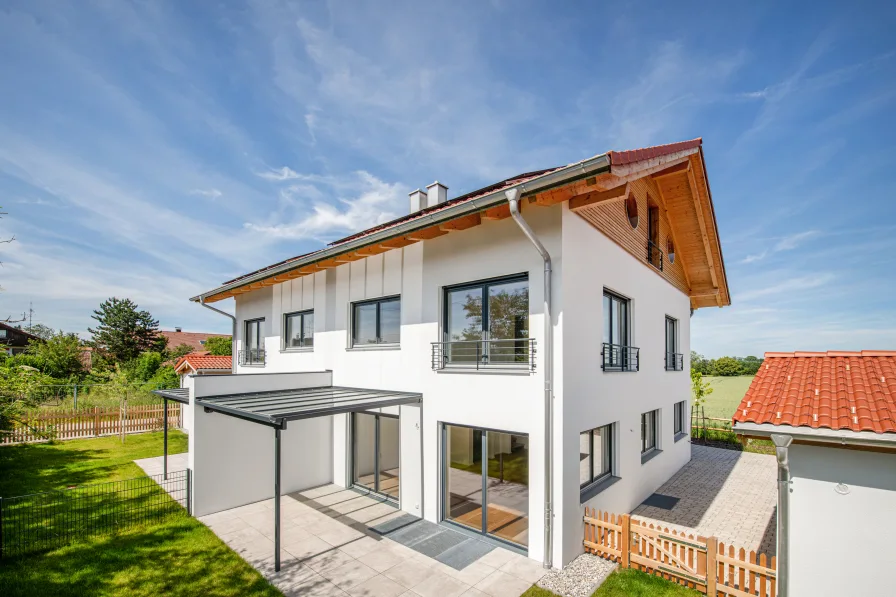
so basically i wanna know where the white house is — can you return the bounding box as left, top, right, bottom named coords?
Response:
left=164, top=138, right=730, bottom=571
left=733, top=350, right=896, bottom=597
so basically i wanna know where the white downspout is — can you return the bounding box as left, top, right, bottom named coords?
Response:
left=199, top=296, right=237, bottom=374
left=505, top=187, right=554, bottom=570
left=770, top=433, right=792, bottom=597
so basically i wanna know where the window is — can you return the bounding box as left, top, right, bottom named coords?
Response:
left=641, top=409, right=659, bottom=456
left=665, top=316, right=681, bottom=371
left=352, top=297, right=400, bottom=346
left=674, top=401, right=687, bottom=439
left=603, top=290, right=637, bottom=371
left=442, top=274, right=529, bottom=366
left=0, top=329, right=6, bottom=339
left=580, top=424, right=613, bottom=489
left=624, top=194, right=639, bottom=228
left=284, top=310, right=314, bottom=349
left=647, top=202, right=662, bottom=269
left=243, top=318, right=265, bottom=365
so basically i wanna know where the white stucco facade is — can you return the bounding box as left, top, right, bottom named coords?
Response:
left=787, top=443, right=896, bottom=597
left=191, top=200, right=695, bottom=567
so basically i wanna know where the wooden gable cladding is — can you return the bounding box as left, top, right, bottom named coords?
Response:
left=573, top=175, right=692, bottom=302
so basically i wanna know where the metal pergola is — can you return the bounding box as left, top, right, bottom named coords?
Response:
left=152, top=387, right=190, bottom=481
left=158, top=385, right=422, bottom=571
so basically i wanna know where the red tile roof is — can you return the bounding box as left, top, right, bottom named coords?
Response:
left=607, top=138, right=702, bottom=166
left=161, top=330, right=230, bottom=352
left=219, top=138, right=705, bottom=288
left=174, top=354, right=232, bottom=373
left=733, top=351, right=896, bottom=434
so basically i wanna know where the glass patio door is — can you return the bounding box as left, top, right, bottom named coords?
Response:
left=352, top=412, right=400, bottom=501
left=444, top=424, right=529, bottom=547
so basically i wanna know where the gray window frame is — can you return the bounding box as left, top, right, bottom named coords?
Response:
left=674, top=400, right=688, bottom=440
left=351, top=295, right=401, bottom=347
left=641, top=409, right=660, bottom=458
left=580, top=424, right=614, bottom=488
left=284, top=309, right=314, bottom=350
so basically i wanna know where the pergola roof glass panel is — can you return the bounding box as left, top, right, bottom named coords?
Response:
left=196, top=385, right=421, bottom=427
left=152, top=388, right=190, bottom=404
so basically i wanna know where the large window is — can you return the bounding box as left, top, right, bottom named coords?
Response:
left=352, top=297, right=400, bottom=346
left=242, top=318, right=265, bottom=365
left=641, top=409, right=659, bottom=456
left=443, top=274, right=529, bottom=366
left=580, top=424, right=613, bottom=489
left=603, top=290, right=637, bottom=371
left=674, top=400, right=687, bottom=438
left=284, top=310, right=314, bottom=349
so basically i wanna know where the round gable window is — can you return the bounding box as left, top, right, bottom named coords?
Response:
left=625, top=195, right=639, bottom=228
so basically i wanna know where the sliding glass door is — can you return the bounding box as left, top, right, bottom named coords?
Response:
left=444, top=424, right=529, bottom=547
left=352, top=412, right=399, bottom=501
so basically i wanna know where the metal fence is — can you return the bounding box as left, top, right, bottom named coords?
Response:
left=0, top=469, right=191, bottom=558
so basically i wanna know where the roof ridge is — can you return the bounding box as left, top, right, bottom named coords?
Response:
left=764, top=350, right=896, bottom=358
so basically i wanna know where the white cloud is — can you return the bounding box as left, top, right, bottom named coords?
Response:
left=740, top=230, right=819, bottom=263
left=256, top=166, right=302, bottom=181
left=245, top=171, right=406, bottom=240
left=190, top=188, right=222, bottom=198
left=738, top=273, right=836, bottom=301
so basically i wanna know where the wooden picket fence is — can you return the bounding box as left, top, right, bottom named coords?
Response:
left=1, top=403, right=181, bottom=444
left=584, top=508, right=776, bottom=597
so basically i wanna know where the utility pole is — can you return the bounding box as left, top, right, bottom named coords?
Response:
left=28, top=302, right=33, bottom=332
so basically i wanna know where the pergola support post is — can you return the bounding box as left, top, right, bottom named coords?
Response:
left=163, top=397, right=168, bottom=480
left=274, top=425, right=282, bottom=572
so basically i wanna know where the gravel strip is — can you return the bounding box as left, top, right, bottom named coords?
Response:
left=536, top=553, right=617, bottom=597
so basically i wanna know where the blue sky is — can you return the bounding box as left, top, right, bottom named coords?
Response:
left=1, top=1, right=894, bottom=358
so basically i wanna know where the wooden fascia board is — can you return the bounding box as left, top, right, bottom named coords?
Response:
left=693, top=150, right=730, bottom=307
left=379, top=236, right=417, bottom=249
left=407, top=226, right=449, bottom=241
left=651, top=160, right=691, bottom=179
left=609, top=148, right=699, bottom=179
left=439, top=213, right=481, bottom=232
left=569, top=183, right=629, bottom=212
left=686, top=165, right=720, bottom=298
left=482, top=204, right=512, bottom=220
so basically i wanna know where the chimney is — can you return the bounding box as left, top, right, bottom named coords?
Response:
left=426, top=181, right=448, bottom=208
left=175, top=327, right=182, bottom=333
left=409, top=189, right=426, bottom=213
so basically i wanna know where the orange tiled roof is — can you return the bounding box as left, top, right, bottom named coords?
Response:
left=174, top=354, right=232, bottom=373
left=733, top=351, right=896, bottom=434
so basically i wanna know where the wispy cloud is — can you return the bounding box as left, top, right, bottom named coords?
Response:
left=256, top=166, right=301, bottom=181
left=741, top=230, right=820, bottom=263
left=190, top=188, right=222, bottom=198
left=738, top=273, right=836, bottom=301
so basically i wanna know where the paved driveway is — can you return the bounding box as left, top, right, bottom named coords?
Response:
left=631, top=445, right=777, bottom=555
left=197, top=484, right=547, bottom=597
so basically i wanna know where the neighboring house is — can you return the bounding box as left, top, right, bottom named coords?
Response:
left=0, top=321, right=43, bottom=356
left=166, top=138, right=730, bottom=569
left=174, top=354, right=232, bottom=386
left=160, top=328, right=230, bottom=352
left=733, top=351, right=896, bottom=597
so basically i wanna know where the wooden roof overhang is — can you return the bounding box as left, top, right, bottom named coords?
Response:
left=193, top=141, right=729, bottom=309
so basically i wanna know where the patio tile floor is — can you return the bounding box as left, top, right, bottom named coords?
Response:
left=193, top=483, right=546, bottom=597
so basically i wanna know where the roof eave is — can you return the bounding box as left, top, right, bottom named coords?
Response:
left=732, top=421, right=896, bottom=448
left=191, top=153, right=612, bottom=302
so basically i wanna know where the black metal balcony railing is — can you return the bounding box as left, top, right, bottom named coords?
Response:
left=647, top=240, right=664, bottom=271
left=665, top=352, right=684, bottom=371
left=238, top=348, right=266, bottom=366
left=431, top=338, right=536, bottom=372
left=601, top=343, right=639, bottom=372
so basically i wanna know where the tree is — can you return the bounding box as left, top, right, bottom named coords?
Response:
left=712, top=356, right=743, bottom=376
left=26, top=331, right=84, bottom=380
left=740, top=355, right=763, bottom=375
left=0, top=364, right=56, bottom=438
left=167, top=343, right=194, bottom=361
left=691, top=369, right=714, bottom=408
left=204, top=336, right=232, bottom=356
left=146, top=365, right=178, bottom=390
left=88, top=298, right=166, bottom=364
left=690, top=351, right=710, bottom=375
left=25, top=324, right=55, bottom=341
left=126, top=351, right=164, bottom=383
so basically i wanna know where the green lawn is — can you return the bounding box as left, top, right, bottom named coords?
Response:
left=0, top=432, right=281, bottom=597
left=700, top=375, right=755, bottom=419
left=521, top=569, right=701, bottom=597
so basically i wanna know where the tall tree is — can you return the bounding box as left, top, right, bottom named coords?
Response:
left=88, top=298, right=165, bottom=364
left=204, top=336, right=232, bottom=356
left=26, top=331, right=84, bottom=380
left=26, top=323, right=55, bottom=340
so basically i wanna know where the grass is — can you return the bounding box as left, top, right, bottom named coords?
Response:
left=700, top=376, right=755, bottom=419
left=0, top=431, right=189, bottom=496
left=521, top=569, right=702, bottom=597
left=0, top=432, right=281, bottom=597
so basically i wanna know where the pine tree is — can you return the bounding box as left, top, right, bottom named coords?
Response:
left=88, top=298, right=166, bottom=364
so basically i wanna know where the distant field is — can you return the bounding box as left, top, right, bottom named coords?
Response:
left=700, top=375, right=755, bottom=419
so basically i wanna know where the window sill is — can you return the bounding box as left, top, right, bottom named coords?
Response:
left=346, top=344, right=401, bottom=352
left=239, top=364, right=266, bottom=368
left=665, top=368, right=684, bottom=372
left=579, top=475, right=621, bottom=503
left=640, top=448, right=662, bottom=465
left=602, top=368, right=639, bottom=373
left=280, top=347, right=313, bottom=353
left=674, top=432, right=688, bottom=443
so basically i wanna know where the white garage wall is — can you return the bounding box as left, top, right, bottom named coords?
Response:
left=788, top=443, right=896, bottom=597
